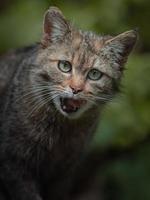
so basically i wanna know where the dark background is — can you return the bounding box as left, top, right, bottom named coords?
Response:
left=0, top=0, right=150, bottom=199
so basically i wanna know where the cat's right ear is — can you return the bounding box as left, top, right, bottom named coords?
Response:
left=41, top=7, right=71, bottom=47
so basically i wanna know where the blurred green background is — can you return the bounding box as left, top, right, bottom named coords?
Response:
left=0, top=0, right=150, bottom=199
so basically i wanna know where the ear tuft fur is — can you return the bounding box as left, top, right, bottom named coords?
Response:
left=105, top=30, right=138, bottom=56
left=41, top=7, right=71, bottom=47
left=100, top=30, right=138, bottom=70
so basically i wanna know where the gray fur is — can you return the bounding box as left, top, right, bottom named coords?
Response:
left=0, top=6, right=137, bottom=200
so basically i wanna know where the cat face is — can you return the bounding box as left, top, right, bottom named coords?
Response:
left=32, top=7, right=137, bottom=119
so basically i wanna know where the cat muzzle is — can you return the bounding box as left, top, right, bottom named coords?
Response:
left=60, top=98, right=87, bottom=113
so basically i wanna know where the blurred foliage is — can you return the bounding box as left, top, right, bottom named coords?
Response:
left=93, top=54, right=150, bottom=148
left=0, top=0, right=150, bottom=200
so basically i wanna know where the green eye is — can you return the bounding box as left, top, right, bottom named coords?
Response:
left=58, top=60, right=72, bottom=73
left=87, top=69, right=103, bottom=81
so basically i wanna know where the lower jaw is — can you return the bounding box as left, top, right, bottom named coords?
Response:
left=59, top=104, right=87, bottom=119
left=60, top=108, right=81, bottom=119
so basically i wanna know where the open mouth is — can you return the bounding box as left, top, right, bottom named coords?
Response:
left=60, top=97, right=87, bottom=114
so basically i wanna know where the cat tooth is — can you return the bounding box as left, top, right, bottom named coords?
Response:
left=63, top=105, right=66, bottom=110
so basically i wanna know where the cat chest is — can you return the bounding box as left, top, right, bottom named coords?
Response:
left=34, top=128, right=89, bottom=181
left=30, top=117, right=98, bottom=183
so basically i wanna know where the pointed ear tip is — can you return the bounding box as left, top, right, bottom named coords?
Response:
left=128, top=28, right=139, bottom=38
left=44, top=6, right=64, bottom=22
left=47, top=6, right=62, bottom=14
left=123, top=30, right=138, bottom=43
left=133, top=27, right=139, bottom=33
left=132, top=29, right=139, bottom=37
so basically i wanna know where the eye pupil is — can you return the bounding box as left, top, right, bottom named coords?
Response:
left=88, top=69, right=102, bottom=81
left=58, top=60, right=72, bottom=73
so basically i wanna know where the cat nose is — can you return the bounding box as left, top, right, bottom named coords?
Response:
left=70, top=86, right=83, bottom=94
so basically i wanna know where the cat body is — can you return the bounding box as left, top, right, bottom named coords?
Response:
left=0, top=7, right=137, bottom=200
left=0, top=45, right=99, bottom=200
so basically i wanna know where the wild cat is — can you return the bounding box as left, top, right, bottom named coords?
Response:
left=0, top=6, right=137, bottom=200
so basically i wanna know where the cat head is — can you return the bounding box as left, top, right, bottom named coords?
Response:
left=33, top=7, right=138, bottom=119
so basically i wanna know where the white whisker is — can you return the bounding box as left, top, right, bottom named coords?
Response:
left=27, top=93, right=60, bottom=118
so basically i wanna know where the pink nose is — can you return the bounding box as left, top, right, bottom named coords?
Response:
left=70, top=85, right=83, bottom=94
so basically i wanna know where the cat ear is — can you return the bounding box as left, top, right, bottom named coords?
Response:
left=102, top=30, right=138, bottom=69
left=41, top=7, right=71, bottom=47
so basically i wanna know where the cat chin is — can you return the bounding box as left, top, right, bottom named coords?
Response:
left=53, top=97, right=92, bottom=119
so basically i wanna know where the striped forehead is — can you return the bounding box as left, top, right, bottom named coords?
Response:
left=72, top=48, right=97, bottom=73
left=70, top=32, right=104, bottom=73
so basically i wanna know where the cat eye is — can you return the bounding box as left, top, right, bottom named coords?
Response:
left=87, top=69, right=103, bottom=81
left=58, top=60, right=72, bottom=73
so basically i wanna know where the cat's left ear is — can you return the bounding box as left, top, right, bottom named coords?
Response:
left=102, top=30, right=138, bottom=69
left=41, top=7, right=71, bottom=47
